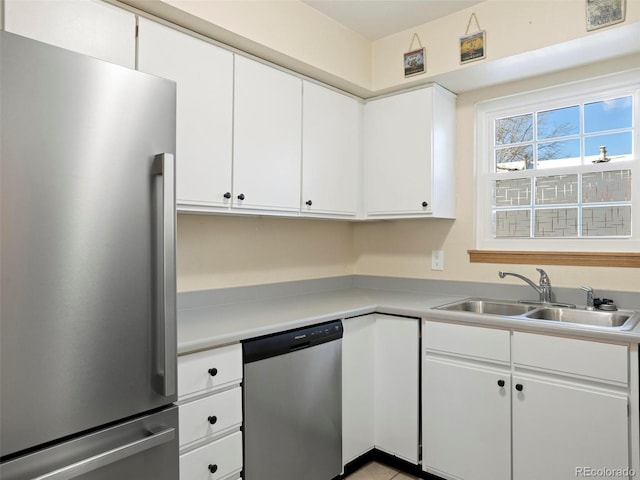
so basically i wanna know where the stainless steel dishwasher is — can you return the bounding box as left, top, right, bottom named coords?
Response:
left=243, top=320, right=343, bottom=480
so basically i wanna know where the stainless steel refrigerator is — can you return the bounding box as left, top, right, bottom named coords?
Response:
left=0, top=31, right=179, bottom=479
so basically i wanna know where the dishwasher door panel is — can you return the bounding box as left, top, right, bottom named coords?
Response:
left=243, top=339, right=342, bottom=480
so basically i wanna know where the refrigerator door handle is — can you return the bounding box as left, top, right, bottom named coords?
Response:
left=152, top=153, right=177, bottom=398
left=32, top=427, right=176, bottom=480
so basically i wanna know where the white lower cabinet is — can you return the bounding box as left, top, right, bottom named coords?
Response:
left=177, top=344, right=243, bottom=480
left=179, top=431, right=243, bottom=480
left=423, top=321, right=511, bottom=480
left=423, top=357, right=511, bottom=480
left=342, top=315, right=376, bottom=464
left=512, top=374, right=628, bottom=480
left=342, top=314, right=419, bottom=467
left=511, top=331, right=630, bottom=480
left=422, top=319, right=635, bottom=480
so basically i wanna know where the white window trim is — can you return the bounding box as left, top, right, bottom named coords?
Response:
left=475, top=69, right=640, bottom=252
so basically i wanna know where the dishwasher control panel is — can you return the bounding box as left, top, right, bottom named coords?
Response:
left=242, top=320, right=343, bottom=363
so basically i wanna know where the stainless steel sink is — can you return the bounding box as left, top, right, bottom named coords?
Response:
left=524, top=307, right=639, bottom=329
left=435, top=297, right=640, bottom=330
left=437, top=298, right=538, bottom=316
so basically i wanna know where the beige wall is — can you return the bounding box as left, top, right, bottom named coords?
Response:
left=143, top=0, right=640, bottom=292
left=124, top=0, right=640, bottom=97
left=177, top=214, right=355, bottom=291
left=354, top=52, right=640, bottom=293
left=371, top=0, right=640, bottom=92
left=120, top=0, right=373, bottom=96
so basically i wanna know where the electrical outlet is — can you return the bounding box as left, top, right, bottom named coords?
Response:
left=431, top=250, right=444, bottom=271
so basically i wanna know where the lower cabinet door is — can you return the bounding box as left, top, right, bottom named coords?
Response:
left=422, top=357, right=511, bottom=480
left=179, top=431, right=242, bottom=480
left=374, top=315, right=419, bottom=464
left=512, top=375, right=629, bottom=480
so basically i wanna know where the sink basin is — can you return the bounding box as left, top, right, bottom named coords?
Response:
left=435, top=297, right=640, bottom=331
left=525, top=307, right=639, bottom=329
left=437, top=298, right=538, bottom=316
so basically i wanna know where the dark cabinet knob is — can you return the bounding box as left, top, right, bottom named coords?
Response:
left=515, top=383, right=524, bottom=392
left=422, top=201, right=429, bottom=207
left=208, top=464, right=218, bottom=474
left=497, top=379, right=505, bottom=387
left=237, top=193, right=245, bottom=201
left=305, top=200, right=312, bottom=206
left=208, top=368, right=218, bottom=377
left=223, top=192, right=231, bottom=199
left=208, top=415, right=218, bottom=425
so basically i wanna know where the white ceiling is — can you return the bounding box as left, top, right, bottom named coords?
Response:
left=301, top=0, right=485, bottom=40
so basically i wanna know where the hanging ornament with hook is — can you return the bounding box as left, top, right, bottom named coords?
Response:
left=404, top=33, right=426, bottom=77
left=460, top=13, right=486, bottom=64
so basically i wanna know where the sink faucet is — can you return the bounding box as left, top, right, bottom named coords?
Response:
left=499, top=268, right=552, bottom=303
left=581, top=285, right=595, bottom=310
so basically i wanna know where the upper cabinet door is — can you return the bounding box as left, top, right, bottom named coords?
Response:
left=365, top=88, right=432, bottom=216
left=233, top=56, right=302, bottom=213
left=364, top=86, right=456, bottom=219
left=137, top=18, right=234, bottom=210
left=302, top=82, right=360, bottom=217
left=4, top=0, right=135, bottom=68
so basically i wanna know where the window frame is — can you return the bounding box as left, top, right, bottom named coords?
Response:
left=475, top=69, right=640, bottom=253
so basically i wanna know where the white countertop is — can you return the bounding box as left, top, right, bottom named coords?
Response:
left=177, top=287, right=640, bottom=355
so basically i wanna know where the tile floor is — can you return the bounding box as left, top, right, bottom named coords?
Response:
left=344, top=461, right=420, bottom=480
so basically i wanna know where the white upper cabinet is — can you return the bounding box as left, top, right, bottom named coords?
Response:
left=4, top=0, right=135, bottom=68
left=137, top=18, right=234, bottom=210
left=233, top=56, right=302, bottom=213
left=364, top=85, right=456, bottom=219
left=302, top=82, right=361, bottom=217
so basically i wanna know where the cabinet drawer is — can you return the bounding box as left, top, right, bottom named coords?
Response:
left=178, top=344, right=242, bottom=401
left=180, top=431, right=243, bottom=480
left=179, top=387, right=242, bottom=450
left=512, top=332, right=628, bottom=384
left=423, top=320, right=510, bottom=363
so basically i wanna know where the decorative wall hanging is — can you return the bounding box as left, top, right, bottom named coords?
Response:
left=459, top=13, right=486, bottom=64
left=404, top=33, right=425, bottom=77
left=586, top=0, right=626, bottom=31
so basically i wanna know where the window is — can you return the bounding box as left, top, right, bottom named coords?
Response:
left=475, top=70, right=639, bottom=252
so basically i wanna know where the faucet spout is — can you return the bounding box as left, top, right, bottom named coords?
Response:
left=499, top=269, right=552, bottom=303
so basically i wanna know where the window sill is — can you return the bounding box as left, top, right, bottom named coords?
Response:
left=468, top=250, right=640, bottom=268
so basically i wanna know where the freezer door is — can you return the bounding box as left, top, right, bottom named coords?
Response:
left=0, top=407, right=179, bottom=480
left=0, top=31, right=177, bottom=456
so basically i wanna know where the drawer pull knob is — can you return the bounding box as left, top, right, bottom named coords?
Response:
left=208, top=464, right=218, bottom=474
left=208, top=368, right=218, bottom=377
left=515, top=383, right=524, bottom=392
left=223, top=192, right=231, bottom=199
left=208, top=415, right=218, bottom=425
left=237, top=193, right=245, bottom=201
left=422, top=201, right=428, bottom=207
left=497, top=379, right=505, bottom=387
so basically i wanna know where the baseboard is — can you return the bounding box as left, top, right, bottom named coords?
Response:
left=341, top=448, right=443, bottom=480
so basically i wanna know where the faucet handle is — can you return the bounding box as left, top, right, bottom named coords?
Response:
left=536, top=268, right=550, bottom=286
left=581, top=285, right=595, bottom=310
